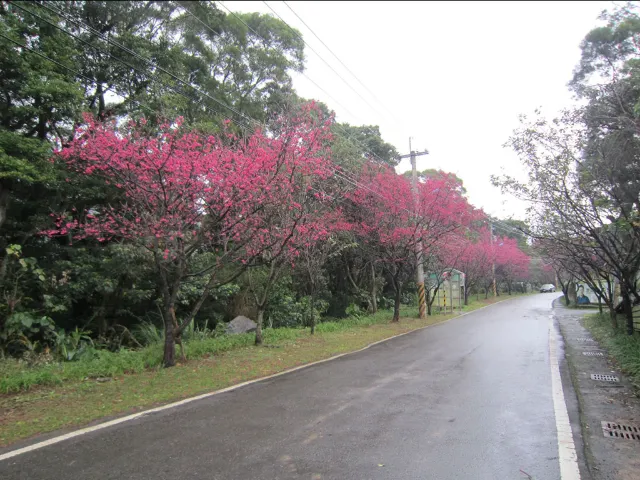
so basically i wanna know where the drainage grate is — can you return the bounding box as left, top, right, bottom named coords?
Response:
left=575, top=338, right=595, bottom=342
left=591, top=374, right=619, bottom=382
left=601, top=421, right=640, bottom=440
left=583, top=351, right=605, bottom=357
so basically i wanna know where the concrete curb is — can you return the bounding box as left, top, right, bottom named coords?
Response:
left=548, top=313, right=582, bottom=479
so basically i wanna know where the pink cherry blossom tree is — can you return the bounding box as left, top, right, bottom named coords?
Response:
left=348, top=164, right=477, bottom=322
left=45, top=102, right=335, bottom=365
left=448, top=228, right=495, bottom=304
left=241, top=104, right=340, bottom=344
left=494, top=236, right=531, bottom=294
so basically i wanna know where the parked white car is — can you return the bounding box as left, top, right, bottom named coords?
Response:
left=539, top=284, right=556, bottom=293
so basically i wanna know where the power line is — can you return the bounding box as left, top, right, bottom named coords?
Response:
left=2, top=18, right=385, bottom=215
left=31, top=0, right=260, bottom=131
left=187, top=1, right=361, bottom=132
left=14, top=1, right=414, bottom=216
left=0, top=32, right=164, bottom=129
left=12, top=1, right=249, bottom=130
left=214, top=0, right=398, bottom=169
left=208, top=2, right=414, bottom=215
left=196, top=1, right=361, bottom=125
left=13, top=1, right=501, bottom=253
left=489, top=218, right=533, bottom=238
left=275, top=1, right=422, bottom=158
left=41, top=0, right=388, bottom=172
left=261, top=1, right=388, bottom=122
left=18, top=2, right=368, bottom=190
left=2, top=18, right=414, bottom=256
left=0, top=31, right=94, bottom=84
left=7, top=1, right=503, bottom=252
left=206, top=3, right=403, bottom=189
left=176, top=1, right=405, bottom=188
left=30, top=2, right=401, bottom=211
left=281, top=1, right=405, bottom=126
left=186, top=0, right=348, bottom=127
left=215, top=0, right=390, bottom=165
left=215, top=1, right=363, bottom=123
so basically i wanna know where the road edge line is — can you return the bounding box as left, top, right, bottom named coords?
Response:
left=549, top=313, right=582, bottom=480
left=0, top=297, right=514, bottom=461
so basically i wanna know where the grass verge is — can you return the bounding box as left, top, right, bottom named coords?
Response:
left=0, top=294, right=519, bottom=447
left=582, top=313, right=640, bottom=392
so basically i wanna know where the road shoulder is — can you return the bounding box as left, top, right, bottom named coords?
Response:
left=554, top=299, right=640, bottom=480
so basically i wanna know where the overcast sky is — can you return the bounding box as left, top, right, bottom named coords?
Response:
left=225, top=1, right=612, bottom=220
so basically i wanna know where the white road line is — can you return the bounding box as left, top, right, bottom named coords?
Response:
left=548, top=314, right=582, bottom=480
left=0, top=298, right=514, bottom=462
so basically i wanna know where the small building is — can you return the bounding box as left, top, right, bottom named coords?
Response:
left=428, top=268, right=465, bottom=313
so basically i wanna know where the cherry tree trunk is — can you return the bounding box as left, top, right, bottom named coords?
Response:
left=309, top=294, right=316, bottom=335
left=621, top=289, right=634, bottom=336
left=392, top=285, right=401, bottom=323
left=255, top=308, right=264, bottom=345
left=163, top=309, right=176, bottom=367
left=370, top=264, right=377, bottom=314
left=0, top=183, right=9, bottom=232
left=567, top=282, right=577, bottom=306
left=609, top=304, right=618, bottom=329
left=597, top=296, right=603, bottom=315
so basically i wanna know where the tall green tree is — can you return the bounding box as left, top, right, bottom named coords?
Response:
left=332, top=123, right=399, bottom=171
left=0, top=2, right=84, bottom=231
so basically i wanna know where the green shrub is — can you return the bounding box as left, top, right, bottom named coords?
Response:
left=1, top=313, right=57, bottom=357
left=345, top=303, right=363, bottom=319
left=53, top=327, right=95, bottom=361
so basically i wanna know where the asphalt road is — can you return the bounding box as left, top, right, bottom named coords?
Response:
left=1, top=294, right=569, bottom=480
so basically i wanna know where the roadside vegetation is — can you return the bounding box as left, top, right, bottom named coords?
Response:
left=583, top=313, right=640, bottom=392
left=0, top=308, right=397, bottom=394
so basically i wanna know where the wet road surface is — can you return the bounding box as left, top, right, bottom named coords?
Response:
left=1, top=294, right=567, bottom=479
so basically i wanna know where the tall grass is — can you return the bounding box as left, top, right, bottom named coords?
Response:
left=315, top=308, right=398, bottom=333
left=583, top=313, right=640, bottom=391
left=133, top=321, right=164, bottom=345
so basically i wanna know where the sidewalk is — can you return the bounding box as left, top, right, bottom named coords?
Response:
left=554, top=299, right=640, bottom=479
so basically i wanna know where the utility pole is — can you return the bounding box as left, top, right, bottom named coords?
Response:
left=398, top=138, right=429, bottom=319
left=490, top=222, right=497, bottom=297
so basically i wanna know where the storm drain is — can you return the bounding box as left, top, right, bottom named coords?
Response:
left=601, top=421, right=640, bottom=440
left=590, top=374, right=619, bottom=382
left=583, top=351, right=605, bottom=357
left=574, top=338, right=595, bottom=342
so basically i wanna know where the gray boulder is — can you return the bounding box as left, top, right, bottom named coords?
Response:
left=226, top=315, right=257, bottom=334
